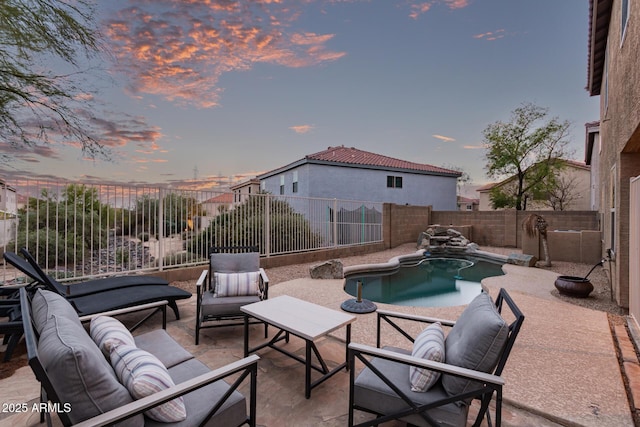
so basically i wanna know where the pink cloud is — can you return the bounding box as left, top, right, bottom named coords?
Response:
left=104, top=1, right=346, bottom=108
left=473, top=29, right=506, bottom=41
left=289, top=124, right=315, bottom=134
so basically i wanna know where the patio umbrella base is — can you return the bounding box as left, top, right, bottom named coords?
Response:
left=341, top=298, right=377, bottom=314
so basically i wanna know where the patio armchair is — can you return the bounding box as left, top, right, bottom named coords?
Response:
left=195, top=246, right=269, bottom=345
left=348, top=288, right=524, bottom=427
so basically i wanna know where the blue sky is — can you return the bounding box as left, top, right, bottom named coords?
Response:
left=1, top=0, right=599, bottom=193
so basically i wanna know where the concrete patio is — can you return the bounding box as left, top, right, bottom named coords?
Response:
left=0, top=261, right=634, bottom=426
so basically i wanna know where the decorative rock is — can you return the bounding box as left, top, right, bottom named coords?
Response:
left=506, top=253, right=538, bottom=267
left=309, top=259, right=344, bottom=279
left=447, top=228, right=462, bottom=237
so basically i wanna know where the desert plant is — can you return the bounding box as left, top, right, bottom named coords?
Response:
left=523, top=213, right=551, bottom=267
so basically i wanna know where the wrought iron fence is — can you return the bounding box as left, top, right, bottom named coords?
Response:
left=0, top=180, right=383, bottom=284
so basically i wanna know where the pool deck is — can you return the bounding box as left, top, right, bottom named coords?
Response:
left=0, top=262, right=634, bottom=426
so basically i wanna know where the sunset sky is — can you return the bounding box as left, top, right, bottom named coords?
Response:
left=0, top=0, right=599, bottom=193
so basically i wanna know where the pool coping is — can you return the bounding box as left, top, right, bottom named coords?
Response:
left=343, top=247, right=509, bottom=277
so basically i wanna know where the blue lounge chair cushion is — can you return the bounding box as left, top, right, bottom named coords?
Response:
left=442, top=292, right=509, bottom=396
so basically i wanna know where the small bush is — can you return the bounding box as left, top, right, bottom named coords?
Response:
left=137, top=232, right=150, bottom=242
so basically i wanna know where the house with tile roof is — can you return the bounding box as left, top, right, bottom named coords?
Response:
left=587, top=0, right=640, bottom=313
left=257, top=146, right=462, bottom=210
left=476, top=160, right=591, bottom=211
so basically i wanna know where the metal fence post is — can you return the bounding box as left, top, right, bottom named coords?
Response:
left=333, top=198, right=338, bottom=248
left=158, top=187, right=164, bottom=271
left=264, top=194, right=271, bottom=257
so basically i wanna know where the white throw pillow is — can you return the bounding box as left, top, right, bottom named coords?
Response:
left=90, top=316, right=135, bottom=357
left=409, top=322, right=445, bottom=392
left=109, top=344, right=187, bottom=423
left=214, top=271, right=260, bottom=297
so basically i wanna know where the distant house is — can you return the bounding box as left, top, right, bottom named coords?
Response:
left=257, top=146, right=461, bottom=210
left=230, top=179, right=260, bottom=205
left=201, top=193, right=233, bottom=216
left=476, top=160, right=591, bottom=211
left=0, top=180, right=17, bottom=215
left=457, top=196, right=479, bottom=211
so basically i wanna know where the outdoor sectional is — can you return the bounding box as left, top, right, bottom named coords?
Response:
left=19, top=288, right=258, bottom=426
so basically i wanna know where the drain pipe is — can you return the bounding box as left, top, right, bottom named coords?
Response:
left=606, top=248, right=614, bottom=302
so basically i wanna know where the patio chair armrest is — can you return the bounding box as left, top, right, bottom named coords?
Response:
left=259, top=268, right=269, bottom=298
left=349, top=343, right=504, bottom=387
left=377, top=309, right=456, bottom=327
left=78, top=300, right=168, bottom=323
left=196, top=269, right=208, bottom=292
left=73, top=354, right=260, bottom=427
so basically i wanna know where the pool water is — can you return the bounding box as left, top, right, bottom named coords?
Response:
left=344, top=257, right=505, bottom=307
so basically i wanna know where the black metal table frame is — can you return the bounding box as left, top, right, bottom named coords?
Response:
left=243, top=314, right=351, bottom=399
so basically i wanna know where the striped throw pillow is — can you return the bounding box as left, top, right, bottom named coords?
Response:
left=90, top=316, right=135, bottom=357
left=214, top=271, right=260, bottom=297
left=409, top=322, right=445, bottom=392
left=109, top=344, right=187, bottom=422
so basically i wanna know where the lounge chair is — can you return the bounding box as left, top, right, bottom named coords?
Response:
left=4, top=249, right=169, bottom=297
left=5, top=250, right=191, bottom=322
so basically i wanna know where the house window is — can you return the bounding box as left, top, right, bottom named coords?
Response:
left=466, top=204, right=472, bottom=211
left=387, top=175, right=403, bottom=188
left=622, top=0, right=630, bottom=43
left=260, top=181, right=265, bottom=191
left=279, top=175, right=285, bottom=195
left=292, top=171, right=298, bottom=193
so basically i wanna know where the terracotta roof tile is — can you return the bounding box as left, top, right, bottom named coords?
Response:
left=203, top=193, right=233, bottom=204
left=305, top=146, right=461, bottom=176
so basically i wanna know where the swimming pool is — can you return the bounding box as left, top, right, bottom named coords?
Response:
left=343, top=256, right=505, bottom=307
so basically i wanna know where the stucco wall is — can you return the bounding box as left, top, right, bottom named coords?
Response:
left=594, top=0, right=640, bottom=307
left=261, top=163, right=459, bottom=210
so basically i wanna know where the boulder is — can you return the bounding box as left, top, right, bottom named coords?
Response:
left=309, top=259, right=344, bottom=279
left=506, top=253, right=538, bottom=267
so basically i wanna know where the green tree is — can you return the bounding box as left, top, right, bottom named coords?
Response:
left=483, top=103, right=571, bottom=210
left=15, top=184, right=111, bottom=266
left=0, top=0, right=107, bottom=158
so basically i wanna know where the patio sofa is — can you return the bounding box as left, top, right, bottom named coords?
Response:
left=19, top=287, right=259, bottom=426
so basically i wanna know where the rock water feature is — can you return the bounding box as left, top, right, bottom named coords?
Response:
left=417, top=226, right=476, bottom=254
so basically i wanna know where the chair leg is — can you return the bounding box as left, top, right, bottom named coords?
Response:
left=168, top=300, right=181, bottom=320
left=3, top=333, right=21, bottom=362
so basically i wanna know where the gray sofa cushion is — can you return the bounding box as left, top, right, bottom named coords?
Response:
left=144, top=358, right=247, bottom=427
left=38, top=314, right=142, bottom=427
left=200, top=292, right=261, bottom=317
left=210, top=252, right=259, bottom=274
left=31, top=289, right=81, bottom=334
left=442, top=292, right=508, bottom=396
left=134, top=329, right=193, bottom=369
left=353, top=346, right=468, bottom=427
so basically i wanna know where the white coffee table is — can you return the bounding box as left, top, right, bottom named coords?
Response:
left=241, top=295, right=357, bottom=398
